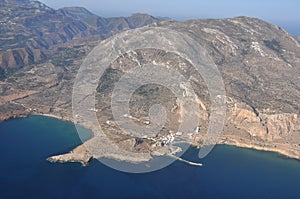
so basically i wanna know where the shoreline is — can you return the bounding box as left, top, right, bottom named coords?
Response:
left=2, top=113, right=300, bottom=165
left=220, top=142, right=300, bottom=161
left=35, top=113, right=74, bottom=123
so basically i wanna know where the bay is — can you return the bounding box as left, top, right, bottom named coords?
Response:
left=0, top=116, right=300, bottom=199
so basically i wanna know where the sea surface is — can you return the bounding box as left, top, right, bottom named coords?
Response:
left=0, top=116, right=300, bottom=199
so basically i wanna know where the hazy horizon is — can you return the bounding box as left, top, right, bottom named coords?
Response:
left=38, top=0, right=299, bottom=35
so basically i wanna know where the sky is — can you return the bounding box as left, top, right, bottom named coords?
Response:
left=40, top=0, right=299, bottom=35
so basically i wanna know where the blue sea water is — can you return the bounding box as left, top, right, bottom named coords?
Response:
left=0, top=115, right=300, bottom=199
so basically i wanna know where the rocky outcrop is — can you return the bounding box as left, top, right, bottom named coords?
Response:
left=226, top=102, right=299, bottom=140
left=47, top=144, right=92, bottom=166
left=219, top=101, right=300, bottom=159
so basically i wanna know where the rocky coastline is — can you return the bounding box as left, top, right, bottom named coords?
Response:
left=1, top=105, right=299, bottom=166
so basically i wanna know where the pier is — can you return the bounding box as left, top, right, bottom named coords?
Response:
left=167, top=154, right=203, bottom=166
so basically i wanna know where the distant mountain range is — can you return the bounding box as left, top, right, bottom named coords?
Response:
left=0, top=0, right=162, bottom=76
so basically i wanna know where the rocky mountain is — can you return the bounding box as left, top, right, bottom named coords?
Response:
left=57, top=7, right=97, bottom=21
left=75, top=17, right=300, bottom=163
left=0, top=0, right=162, bottom=77
left=1, top=1, right=300, bottom=164
left=160, top=17, right=300, bottom=159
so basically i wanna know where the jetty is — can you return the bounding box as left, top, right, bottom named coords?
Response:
left=167, top=154, right=203, bottom=166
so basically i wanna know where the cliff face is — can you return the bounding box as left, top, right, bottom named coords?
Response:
left=221, top=101, right=300, bottom=158
left=1, top=1, right=300, bottom=162
left=227, top=105, right=299, bottom=140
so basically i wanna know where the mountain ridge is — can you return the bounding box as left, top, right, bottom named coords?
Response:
left=0, top=0, right=162, bottom=76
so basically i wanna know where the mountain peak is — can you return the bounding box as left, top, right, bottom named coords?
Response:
left=58, top=7, right=97, bottom=20
left=131, top=13, right=154, bottom=17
